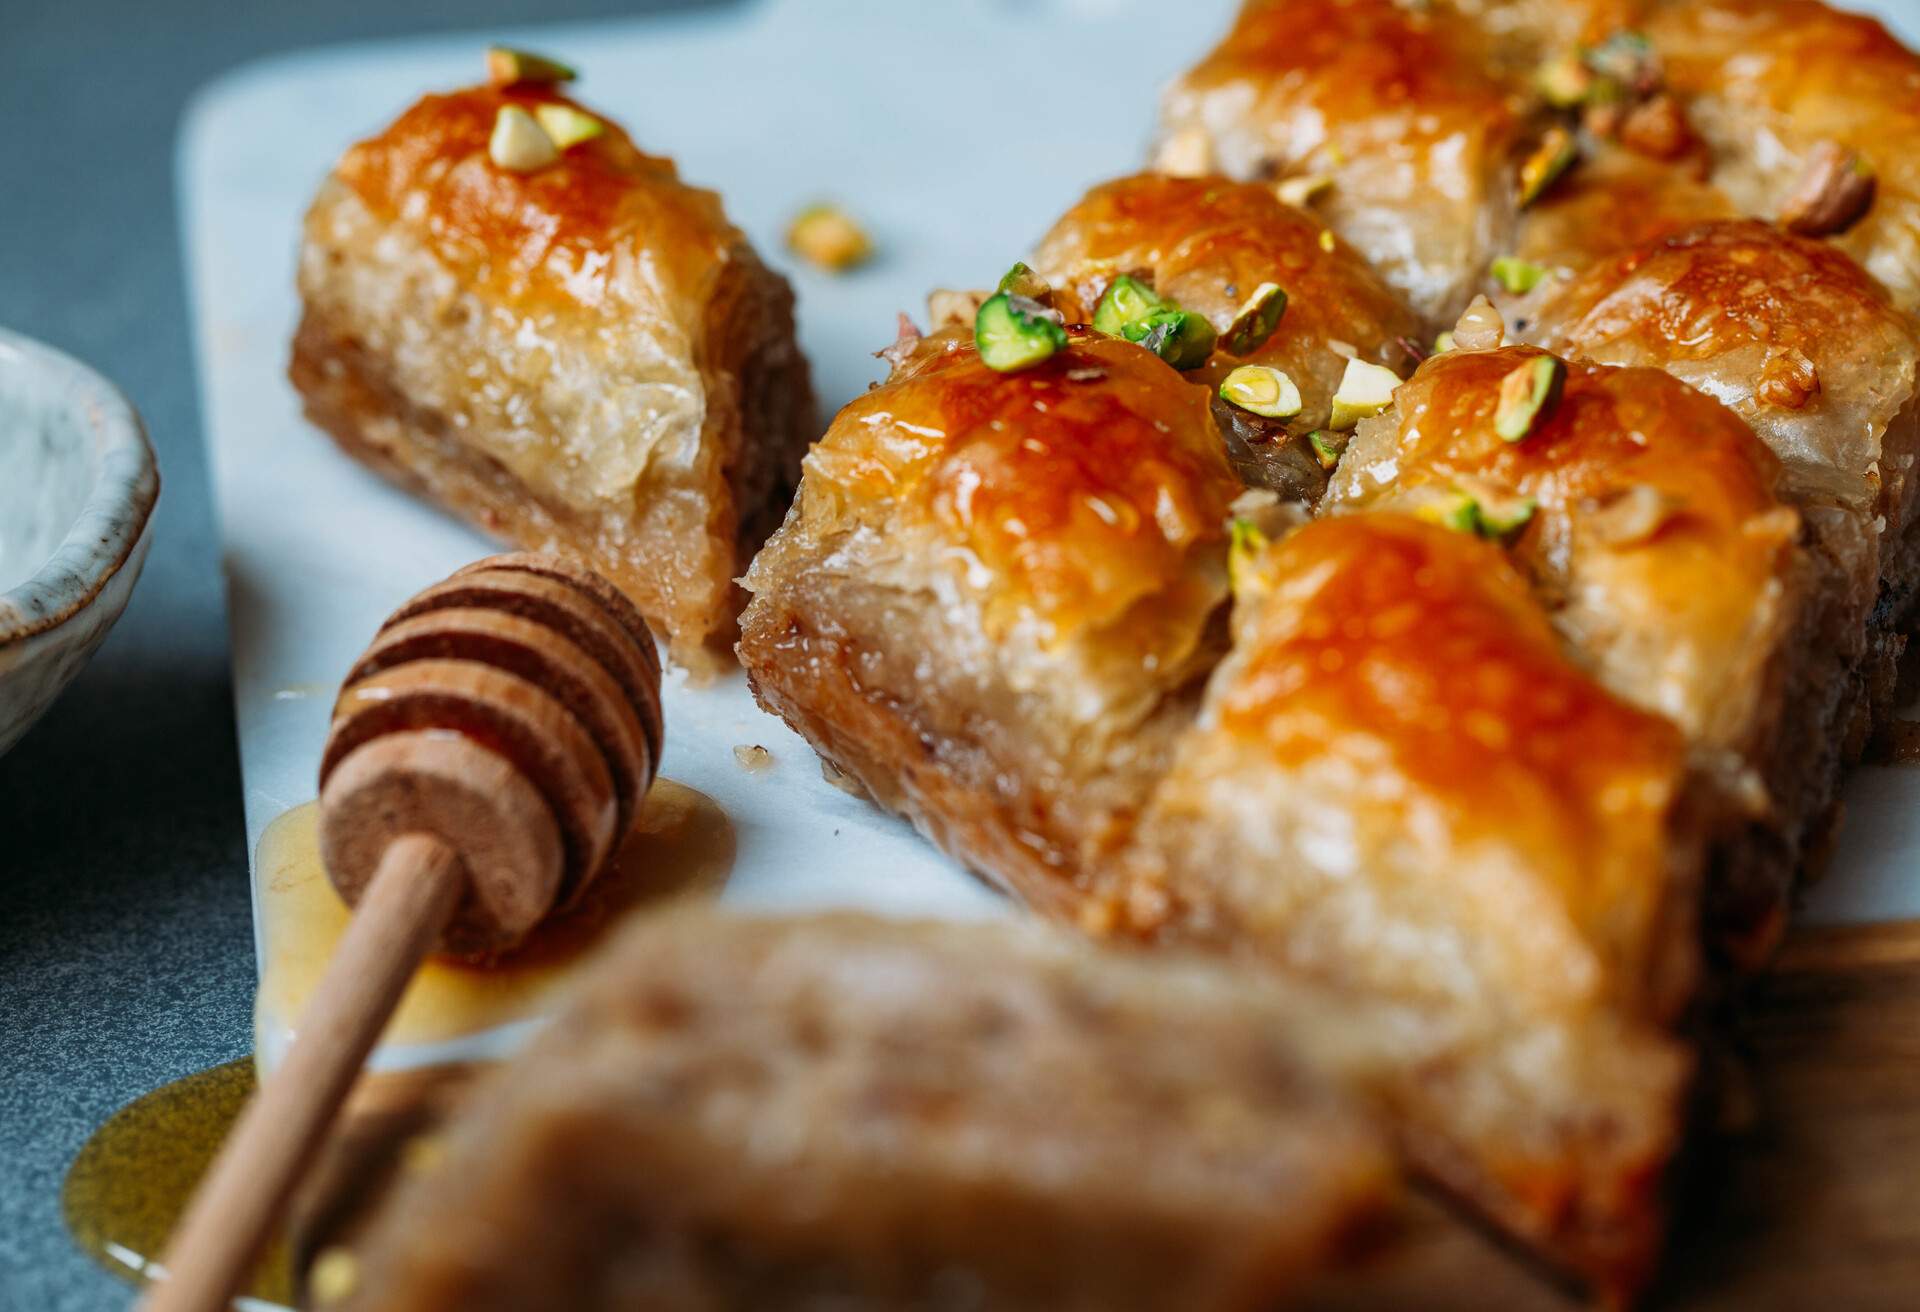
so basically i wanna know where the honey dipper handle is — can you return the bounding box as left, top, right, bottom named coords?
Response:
left=143, top=834, right=464, bottom=1312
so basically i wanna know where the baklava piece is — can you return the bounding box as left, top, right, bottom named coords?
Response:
left=1127, top=514, right=1704, bottom=1300
left=1028, top=173, right=1423, bottom=501
left=738, top=330, right=1240, bottom=924
left=1520, top=220, right=1920, bottom=946
left=1645, top=0, right=1920, bottom=312
left=1152, top=0, right=1540, bottom=324
left=290, top=61, right=813, bottom=672
left=330, top=910, right=1398, bottom=1312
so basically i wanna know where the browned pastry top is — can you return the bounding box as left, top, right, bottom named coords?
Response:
left=1364, top=346, right=1784, bottom=540
left=334, top=84, right=741, bottom=312
left=1032, top=173, right=1422, bottom=396
left=1219, top=513, right=1689, bottom=966
left=1185, top=0, right=1521, bottom=159
left=798, top=330, right=1238, bottom=648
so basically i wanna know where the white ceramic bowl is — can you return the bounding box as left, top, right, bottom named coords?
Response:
left=0, top=327, right=160, bottom=758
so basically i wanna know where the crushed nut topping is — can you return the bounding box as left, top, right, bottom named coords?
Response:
left=1778, top=142, right=1877, bottom=238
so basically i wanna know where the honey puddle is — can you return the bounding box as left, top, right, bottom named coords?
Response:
left=63, top=779, right=731, bottom=1300
left=256, top=778, right=734, bottom=1057
left=61, top=1058, right=293, bottom=1304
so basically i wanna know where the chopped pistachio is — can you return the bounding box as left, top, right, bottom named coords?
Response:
left=532, top=103, right=604, bottom=149
left=1536, top=50, right=1594, bottom=107
left=974, top=292, right=1067, bottom=372
left=1495, top=355, right=1567, bottom=442
left=1328, top=357, right=1400, bottom=430
left=1221, top=283, right=1288, bottom=355
left=996, top=261, right=1054, bottom=303
left=787, top=204, right=873, bottom=272
left=1433, top=330, right=1457, bottom=354
left=486, top=46, right=577, bottom=87
left=488, top=105, right=558, bottom=173
left=1478, top=493, right=1538, bottom=537
left=1093, top=276, right=1216, bottom=369
left=1318, top=229, right=1337, bottom=253
left=1779, top=142, right=1877, bottom=237
left=1092, top=274, right=1163, bottom=338
left=1490, top=255, right=1547, bottom=295
left=1133, top=309, right=1218, bottom=370
left=1276, top=174, right=1333, bottom=207
left=1518, top=126, right=1578, bottom=208
left=1228, top=517, right=1271, bottom=590
left=1584, top=31, right=1658, bottom=95
left=1308, top=429, right=1348, bottom=470
left=1418, top=489, right=1536, bottom=540
left=1219, top=365, right=1303, bottom=419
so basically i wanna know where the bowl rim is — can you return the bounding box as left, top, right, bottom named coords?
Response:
left=0, top=326, right=161, bottom=648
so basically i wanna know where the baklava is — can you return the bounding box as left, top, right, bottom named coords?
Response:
left=329, top=910, right=1398, bottom=1312
left=291, top=64, right=813, bottom=672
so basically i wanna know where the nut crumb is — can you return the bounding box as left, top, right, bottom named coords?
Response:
left=1778, top=142, right=1876, bottom=237
left=787, top=203, right=873, bottom=272
left=733, top=744, right=774, bottom=772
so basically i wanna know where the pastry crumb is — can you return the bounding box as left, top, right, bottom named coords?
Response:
left=733, top=744, right=774, bottom=772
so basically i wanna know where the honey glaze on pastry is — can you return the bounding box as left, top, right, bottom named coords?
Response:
left=739, top=330, right=1242, bottom=923
left=1127, top=513, right=1703, bottom=1298
left=1644, top=0, right=1920, bottom=312
left=1331, top=345, right=1802, bottom=766
left=1519, top=219, right=1920, bottom=951
left=290, top=78, right=813, bottom=673
left=1030, top=173, right=1424, bottom=501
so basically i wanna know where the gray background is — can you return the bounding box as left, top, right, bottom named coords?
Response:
left=0, top=3, right=719, bottom=1307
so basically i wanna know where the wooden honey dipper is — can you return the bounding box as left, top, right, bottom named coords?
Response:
left=145, top=553, right=663, bottom=1312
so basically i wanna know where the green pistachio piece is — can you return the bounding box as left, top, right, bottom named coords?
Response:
left=1308, top=429, right=1348, bottom=471
left=1228, top=517, right=1271, bottom=590
left=1495, top=355, right=1567, bottom=442
left=996, top=261, right=1054, bottom=303
left=974, top=292, right=1067, bottom=373
left=1219, top=365, right=1303, bottom=419
left=1490, top=255, right=1548, bottom=295
left=1432, top=330, right=1457, bottom=354
left=1584, top=31, right=1657, bottom=93
left=1328, top=357, right=1401, bottom=430
left=1418, top=490, right=1536, bottom=540
left=486, top=46, right=578, bottom=87
left=533, top=103, right=604, bottom=149
left=1092, top=274, right=1165, bottom=338
left=488, top=105, right=558, bottom=173
left=1518, top=126, right=1579, bottom=208
left=1132, top=309, right=1217, bottom=370
left=1221, top=282, right=1288, bottom=355
left=1536, top=50, right=1594, bottom=107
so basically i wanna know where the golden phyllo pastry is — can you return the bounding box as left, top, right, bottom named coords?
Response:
left=291, top=72, right=813, bottom=673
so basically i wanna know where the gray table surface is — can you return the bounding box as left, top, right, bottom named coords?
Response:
left=0, top=3, right=721, bottom=1306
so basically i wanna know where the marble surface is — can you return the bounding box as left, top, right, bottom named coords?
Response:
left=0, top=6, right=719, bottom=1310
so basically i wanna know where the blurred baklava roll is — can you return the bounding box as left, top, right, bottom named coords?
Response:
left=328, top=910, right=1399, bottom=1312
left=739, top=326, right=1241, bottom=923
left=290, top=53, right=813, bottom=672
